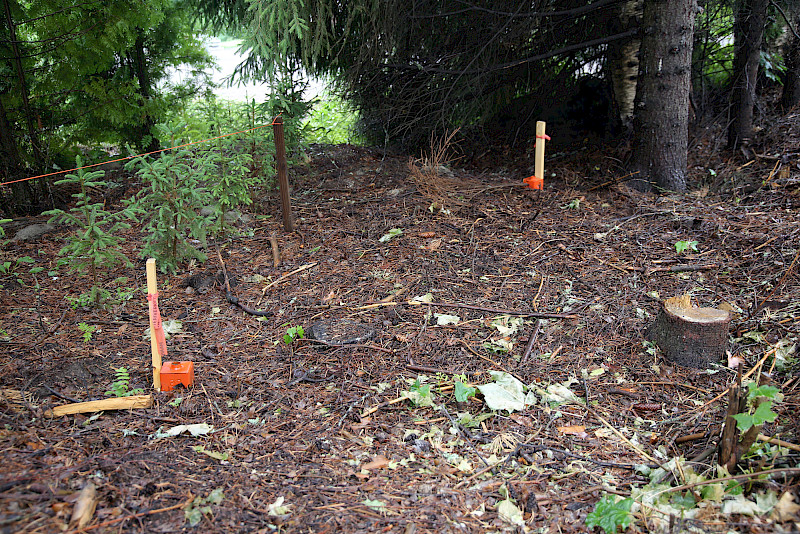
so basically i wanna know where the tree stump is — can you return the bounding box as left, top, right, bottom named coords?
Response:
left=647, top=295, right=731, bottom=369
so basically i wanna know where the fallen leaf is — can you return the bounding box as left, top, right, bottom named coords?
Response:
left=362, top=455, right=390, bottom=470
left=557, top=425, right=586, bottom=435
left=771, top=491, right=800, bottom=521
left=70, top=481, right=97, bottom=527
left=379, top=228, right=403, bottom=243
left=267, top=496, right=292, bottom=517
left=497, top=499, right=525, bottom=526
left=191, top=445, right=229, bottom=461
left=362, top=499, right=386, bottom=511
left=434, top=313, right=460, bottom=326
left=424, top=238, right=442, bottom=251
left=477, top=371, right=537, bottom=412
left=161, top=423, right=213, bottom=437
left=541, top=383, right=581, bottom=405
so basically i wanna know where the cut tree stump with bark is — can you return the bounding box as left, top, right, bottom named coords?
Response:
left=647, top=295, right=731, bottom=369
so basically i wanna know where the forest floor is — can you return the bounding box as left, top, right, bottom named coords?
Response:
left=1, top=107, right=799, bottom=533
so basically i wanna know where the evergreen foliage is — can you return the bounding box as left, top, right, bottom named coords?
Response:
left=0, top=0, right=213, bottom=210
left=125, top=123, right=213, bottom=274
left=43, top=157, right=134, bottom=305
left=196, top=0, right=639, bottom=149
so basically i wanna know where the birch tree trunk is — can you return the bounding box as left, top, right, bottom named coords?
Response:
left=607, top=0, right=643, bottom=128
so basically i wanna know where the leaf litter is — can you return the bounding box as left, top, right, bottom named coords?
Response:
left=0, top=140, right=798, bottom=532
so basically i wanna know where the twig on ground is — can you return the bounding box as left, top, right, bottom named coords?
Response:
left=261, top=262, right=318, bottom=292
left=520, top=319, right=542, bottom=364
left=410, top=300, right=578, bottom=319
left=645, top=263, right=719, bottom=275
left=518, top=443, right=657, bottom=470
left=439, top=405, right=492, bottom=470
left=458, top=340, right=524, bottom=383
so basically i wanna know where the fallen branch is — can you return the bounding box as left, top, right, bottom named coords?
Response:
left=406, top=364, right=458, bottom=375
left=645, top=263, right=719, bottom=275
left=45, top=395, right=153, bottom=417
left=653, top=467, right=800, bottom=498
left=757, top=433, right=800, bottom=452
left=217, top=248, right=272, bottom=317
left=305, top=339, right=394, bottom=353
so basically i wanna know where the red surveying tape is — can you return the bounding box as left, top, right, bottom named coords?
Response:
left=0, top=115, right=283, bottom=188
left=146, top=291, right=168, bottom=359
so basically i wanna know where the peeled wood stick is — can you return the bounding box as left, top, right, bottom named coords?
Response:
left=757, top=433, right=800, bottom=452
left=45, top=395, right=153, bottom=417
left=585, top=406, right=658, bottom=464
left=360, top=396, right=407, bottom=418
left=534, top=121, right=547, bottom=185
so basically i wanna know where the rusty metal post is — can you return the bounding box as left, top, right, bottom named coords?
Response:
left=272, top=116, right=295, bottom=232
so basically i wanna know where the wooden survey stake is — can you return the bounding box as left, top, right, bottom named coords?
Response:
left=535, top=121, right=547, bottom=186
left=524, top=121, right=549, bottom=189
left=146, top=259, right=164, bottom=390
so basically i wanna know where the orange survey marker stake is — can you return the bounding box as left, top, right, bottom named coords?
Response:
left=524, top=121, right=550, bottom=190
left=146, top=258, right=195, bottom=392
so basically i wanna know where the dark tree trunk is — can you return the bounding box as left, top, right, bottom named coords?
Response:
left=781, top=15, right=800, bottom=110
left=0, top=96, right=32, bottom=216
left=630, top=0, right=696, bottom=193
left=2, top=0, right=43, bottom=168
left=607, top=0, right=643, bottom=130
left=132, top=32, right=159, bottom=153
left=0, top=96, right=19, bottom=174
left=727, top=0, right=768, bottom=148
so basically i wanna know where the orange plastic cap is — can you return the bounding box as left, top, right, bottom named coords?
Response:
left=160, top=361, right=195, bottom=392
left=524, top=175, right=543, bottom=190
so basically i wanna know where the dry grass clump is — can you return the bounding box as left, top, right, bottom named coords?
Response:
left=407, top=129, right=479, bottom=213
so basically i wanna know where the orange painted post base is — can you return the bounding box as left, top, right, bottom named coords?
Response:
left=159, top=361, right=195, bottom=392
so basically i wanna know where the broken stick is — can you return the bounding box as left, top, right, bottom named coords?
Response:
left=45, top=395, right=153, bottom=417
